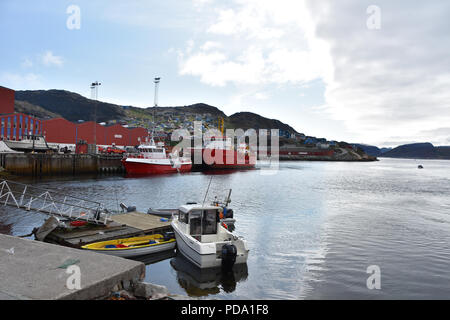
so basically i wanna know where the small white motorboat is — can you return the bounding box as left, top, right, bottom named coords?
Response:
left=171, top=203, right=249, bottom=269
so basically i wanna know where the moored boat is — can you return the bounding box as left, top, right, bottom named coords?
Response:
left=122, top=141, right=192, bottom=175
left=4, top=135, right=58, bottom=153
left=171, top=203, right=249, bottom=269
left=81, top=233, right=176, bottom=258
left=192, top=136, right=256, bottom=170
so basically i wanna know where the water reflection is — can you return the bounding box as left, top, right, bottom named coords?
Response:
left=132, top=249, right=176, bottom=265
left=170, top=252, right=248, bottom=297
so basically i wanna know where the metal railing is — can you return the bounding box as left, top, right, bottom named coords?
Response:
left=0, top=179, right=111, bottom=225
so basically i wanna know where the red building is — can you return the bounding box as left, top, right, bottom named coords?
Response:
left=0, top=86, right=15, bottom=115
left=0, top=86, right=42, bottom=141
left=0, top=85, right=149, bottom=146
left=42, top=118, right=149, bottom=147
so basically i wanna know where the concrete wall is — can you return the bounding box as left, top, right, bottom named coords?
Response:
left=1, top=153, right=124, bottom=176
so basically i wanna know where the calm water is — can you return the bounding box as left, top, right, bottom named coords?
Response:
left=1, top=158, right=449, bottom=299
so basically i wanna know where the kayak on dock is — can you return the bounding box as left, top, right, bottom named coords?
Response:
left=81, top=233, right=176, bottom=258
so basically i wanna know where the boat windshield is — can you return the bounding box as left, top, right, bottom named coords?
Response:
left=188, top=209, right=218, bottom=236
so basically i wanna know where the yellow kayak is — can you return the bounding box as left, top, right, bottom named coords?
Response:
left=82, top=234, right=176, bottom=258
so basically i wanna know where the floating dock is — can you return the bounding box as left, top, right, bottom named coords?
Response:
left=46, top=211, right=172, bottom=248
left=0, top=233, right=145, bottom=300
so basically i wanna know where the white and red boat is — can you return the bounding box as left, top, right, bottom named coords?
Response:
left=200, top=136, right=256, bottom=170
left=122, top=141, right=192, bottom=175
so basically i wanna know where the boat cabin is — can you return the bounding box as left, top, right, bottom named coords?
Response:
left=135, top=143, right=167, bottom=159
left=177, top=204, right=222, bottom=242
left=204, top=136, right=233, bottom=150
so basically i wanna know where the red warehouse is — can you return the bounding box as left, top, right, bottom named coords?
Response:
left=0, top=86, right=15, bottom=115
left=42, top=118, right=149, bottom=147
left=0, top=86, right=43, bottom=141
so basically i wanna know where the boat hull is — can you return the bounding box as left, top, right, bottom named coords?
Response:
left=87, top=241, right=176, bottom=258
left=122, top=158, right=192, bottom=175
left=201, top=148, right=256, bottom=170
left=81, top=234, right=176, bottom=258
left=171, top=220, right=249, bottom=269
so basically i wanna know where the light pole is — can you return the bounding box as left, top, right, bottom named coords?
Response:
left=91, top=81, right=101, bottom=152
left=154, top=77, right=160, bottom=107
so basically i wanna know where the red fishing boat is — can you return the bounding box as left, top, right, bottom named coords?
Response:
left=122, top=141, right=192, bottom=175
left=200, top=136, right=256, bottom=170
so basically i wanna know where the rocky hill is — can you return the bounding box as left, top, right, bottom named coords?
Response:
left=14, top=100, right=61, bottom=119
left=228, top=112, right=298, bottom=134
left=15, top=90, right=127, bottom=122
left=382, top=143, right=450, bottom=160
left=15, top=89, right=298, bottom=134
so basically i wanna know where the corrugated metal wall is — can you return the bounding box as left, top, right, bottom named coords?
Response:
left=0, top=86, right=15, bottom=115
left=42, top=118, right=149, bottom=147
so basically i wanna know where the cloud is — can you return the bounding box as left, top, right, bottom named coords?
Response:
left=41, top=51, right=64, bottom=67
left=0, top=72, right=42, bottom=89
left=21, top=58, right=33, bottom=69
left=305, top=0, right=450, bottom=146
left=177, top=0, right=450, bottom=146
left=179, top=0, right=332, bottom=87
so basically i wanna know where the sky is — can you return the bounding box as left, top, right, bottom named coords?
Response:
left=0, top=0, right=449, bottom=147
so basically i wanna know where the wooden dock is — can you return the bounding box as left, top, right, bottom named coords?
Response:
left=46, top=211, right=172, bottom=248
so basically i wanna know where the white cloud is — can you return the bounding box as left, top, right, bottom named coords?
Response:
left=41, top=51, right=64, bottom=67
left=21, top=58, right=33, bottom=69
left=179, top=0, right=332, bottom=87
left=0, top=72, right=42, bottom=89
left=178, top=0, right=450, bottom=146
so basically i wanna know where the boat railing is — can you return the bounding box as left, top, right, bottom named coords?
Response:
left=0, top=179, right=111, bottom=225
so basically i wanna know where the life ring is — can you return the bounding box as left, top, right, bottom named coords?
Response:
left=222, top=222, right=228, bottom=229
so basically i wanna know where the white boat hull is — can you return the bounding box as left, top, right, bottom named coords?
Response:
left=172, top=219, right=249, bottom=269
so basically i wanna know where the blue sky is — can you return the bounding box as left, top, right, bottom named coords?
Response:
left=1, top=0, right=449, bottom=147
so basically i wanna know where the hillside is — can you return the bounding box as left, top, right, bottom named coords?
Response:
left=228, top=112, right=298, bottom=134
left=353, top=144, right=392, bottom=157
left=382, top=143, right=450, bottom=159
left=15, top=89, right=297, bottom=134
left=14, top=100, right=61, bottom=119
left=15, top=90, right=127, bottom=122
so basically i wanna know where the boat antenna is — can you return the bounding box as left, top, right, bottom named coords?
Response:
left=202, top=176, right=214, bottom=206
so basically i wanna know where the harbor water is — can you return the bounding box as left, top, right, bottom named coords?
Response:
left=1, top=158, right=449, bottom=299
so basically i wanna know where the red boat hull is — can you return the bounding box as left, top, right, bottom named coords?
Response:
left=201, top=148, right=256, bottom=170
left=122, top=160, right=192, bottom=175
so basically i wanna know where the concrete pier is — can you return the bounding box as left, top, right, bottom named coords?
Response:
left=0, top=153, right=124, bottom=176
left=0, top=234, right=145, bottom=300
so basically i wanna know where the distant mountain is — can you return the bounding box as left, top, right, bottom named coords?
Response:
left=382, top=143, right=450, bottom=159
left=15, top=90, right=127, bottom=122
left=353, top=144, right=386, bottom=157
left=228, top=112, right=298, bottom=134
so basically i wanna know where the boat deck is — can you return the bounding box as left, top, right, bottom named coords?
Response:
left=46, top=211, right=172, bottom=248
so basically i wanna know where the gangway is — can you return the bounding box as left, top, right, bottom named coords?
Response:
left=0, top=179, right=111, bottom=225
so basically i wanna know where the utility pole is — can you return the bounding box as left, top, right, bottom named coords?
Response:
left=91, top=81, right=101, bottom=153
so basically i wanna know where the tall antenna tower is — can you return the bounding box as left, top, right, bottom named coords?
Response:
left=154, top=77, right=161, bottom=107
